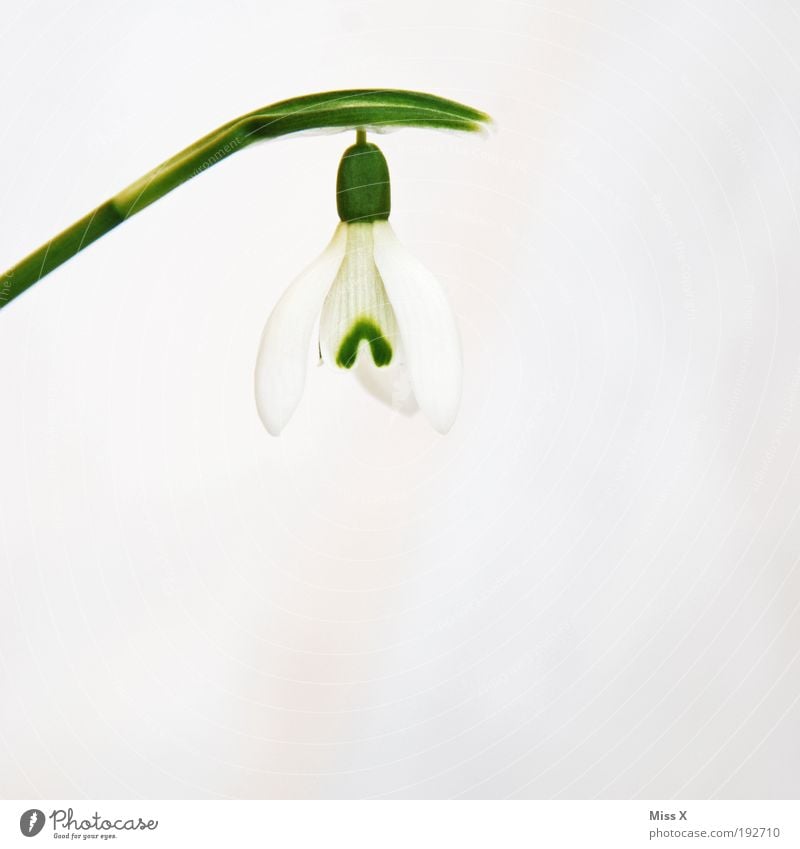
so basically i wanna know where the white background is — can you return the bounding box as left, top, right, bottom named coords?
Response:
left=1, top=0, right=799, bottom=799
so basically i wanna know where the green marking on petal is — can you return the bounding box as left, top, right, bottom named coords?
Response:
left=336, top=319, right=393, bottom=368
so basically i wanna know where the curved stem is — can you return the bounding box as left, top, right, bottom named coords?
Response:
left=1, top=89, right=490, bottom=310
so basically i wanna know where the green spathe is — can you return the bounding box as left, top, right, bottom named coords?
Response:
left=336, top=318, right=393, bottom=368
left=336, top=142, right=391, bottom=223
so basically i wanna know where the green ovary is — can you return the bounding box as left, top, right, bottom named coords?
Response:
left=336, top=318, right=393, bottom=368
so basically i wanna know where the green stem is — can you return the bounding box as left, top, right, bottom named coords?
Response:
left=1, top=89, right=490, bottom=310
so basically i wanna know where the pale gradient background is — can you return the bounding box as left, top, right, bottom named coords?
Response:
left=1, top=0, right=799, bottom=799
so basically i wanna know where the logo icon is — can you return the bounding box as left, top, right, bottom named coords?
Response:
left=19, top=809, right=45, bottom=837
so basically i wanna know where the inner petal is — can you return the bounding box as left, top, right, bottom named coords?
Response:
left=319, top=223, right=399, bottom=370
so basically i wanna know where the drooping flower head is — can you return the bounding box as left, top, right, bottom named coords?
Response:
left=255, top=132, right=462, bottom=435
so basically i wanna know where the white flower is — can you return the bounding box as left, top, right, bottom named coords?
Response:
left=254, top=218, right=462, bottom=435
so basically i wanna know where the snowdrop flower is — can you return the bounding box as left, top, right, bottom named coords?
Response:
left=255, top=133, right=461, bottom=436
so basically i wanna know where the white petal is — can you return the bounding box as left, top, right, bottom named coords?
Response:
left=254, top=224, right=347, bottom=435
left=372, top=220, right=462, bottom=433
left=318, top=222, right=400, bottom=370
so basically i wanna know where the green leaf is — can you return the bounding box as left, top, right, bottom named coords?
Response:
left=0, top=89, right=491, bottom=310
